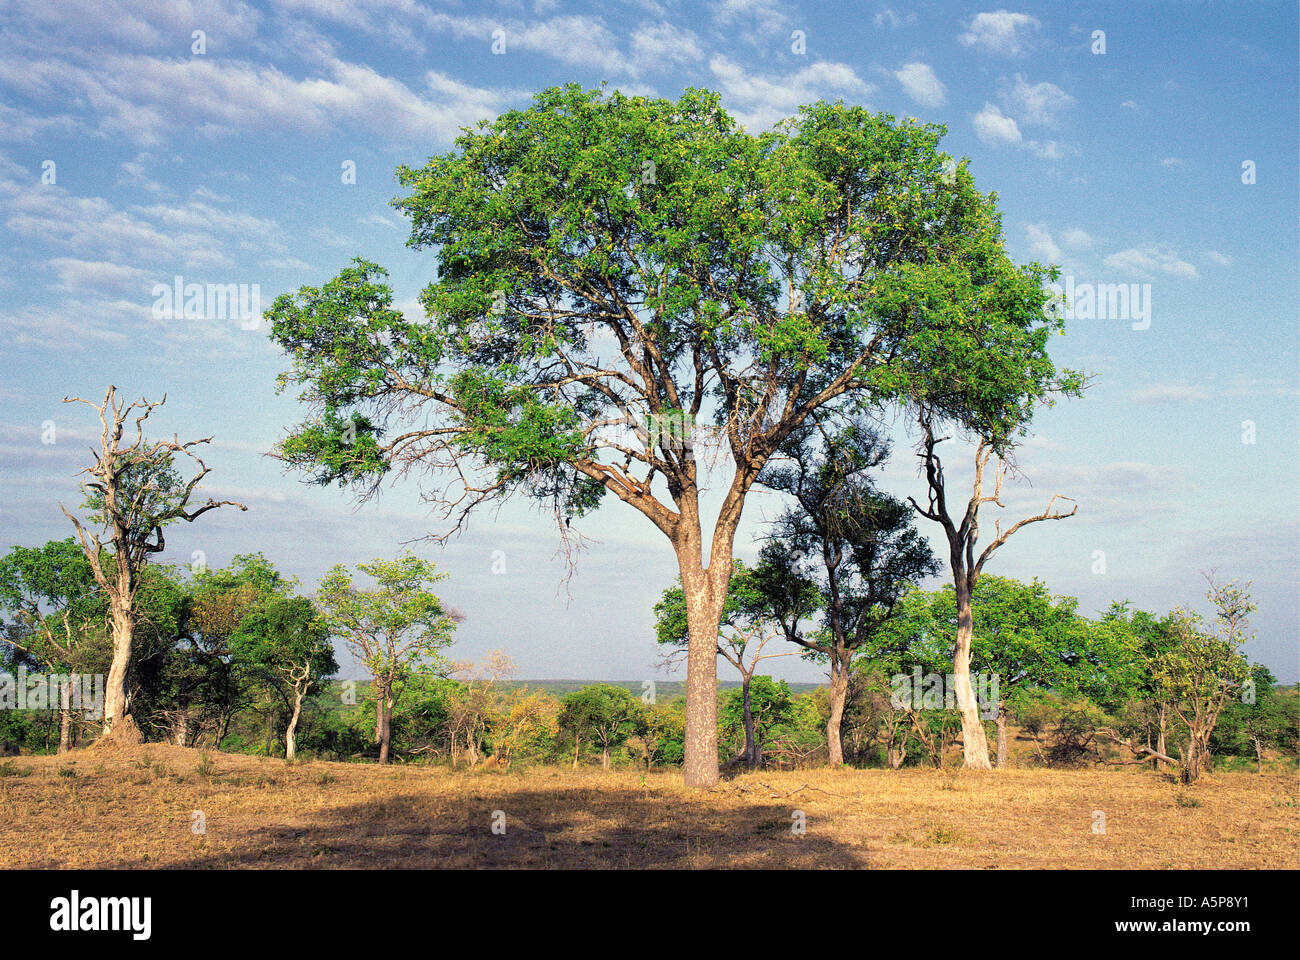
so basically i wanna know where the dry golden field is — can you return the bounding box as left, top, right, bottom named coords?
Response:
left=1, top=744, right=1296, bottom=869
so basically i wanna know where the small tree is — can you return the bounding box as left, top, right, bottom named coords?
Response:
left=1155, top=576, right=1253, bottom=784
left=558, top=684, right=639, bottom=769
left=316, top=555, right=459, bottom=764
left=61, top=386, right=246, bottom=741
left=229, top=594, right=337, bottom=761
left=0, top=539, right=110, bottom=753
left=720, top=675, right=795, bottom=766
left=447, top=650, right=515, bottom=766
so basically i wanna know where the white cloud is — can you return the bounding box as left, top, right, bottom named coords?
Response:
left=972, top=103, right=1021, bottom=145
left=711, top=0, right=789, bottom=35
left=1025, top=224, right=1061, bottom=262
left=1130, top=383, right=1210, bottom=405
left=874, top=8, right=916, bottom=28
left=0, top=52, right=517, bottom=147
left=708, top=55, right=872, bottom=131
left=895, top=62, right=946, bottom=108
left=1001, top=74, right=1074, bottom=126
left=48, top=258, right=150, bottom=295
left=1061, top=228, right=1093, bottom=249
left=630, top=21, right=704, bottom=68
left=1103, top=245, right=1199, bottom=280
left=1204, top=250, right=1231, bottom=266
left=959, top=10, right=1040, bottom=56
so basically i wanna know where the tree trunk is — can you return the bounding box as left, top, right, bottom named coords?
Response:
left=995, top=699, right=1008, bottom=769
left=952, top=579, right=991, bottom=769
left=677, top=539, right=724, bottom=788
left=377, top=696, right=392, bottom=765
left=572, top=736, right=580, bottom=768
left=742, top=674, right=759, bottom=769
left=174, top=712, right=189, bottom=748
left=1182, top=733, right=1202, bottom=784
left=285, top=687, right=305, bottom=762
left=101, top=604, right=137, bottom=741
left=1253, top=737, right=1263, bottom=774
left=56, top=677, right=72, bottom=755
left=601, top=744, right=610, bottom=770
left=827, top=654, right=849, bottom=768
left=1155, top=702, right=1167, bottom=773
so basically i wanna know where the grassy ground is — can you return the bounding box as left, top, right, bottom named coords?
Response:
left=1, top=745, right=1295, bottom=869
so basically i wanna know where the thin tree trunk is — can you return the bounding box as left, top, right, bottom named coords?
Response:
left=953, top=579, right=991, bottom=769
left=601, top=744, right=610, bottom=770
left=1155, top=702, right=1167, bottom=773
left=742, top=674, right=759, bottom=769
left=174, top=712, right=189, bottom=748
left=1254, top=738, right=1263, bottom=774
left=377, top=696, right=392, bottom=765
left=995, top=699, right=1008, bottom=768
left=57, top=678, right=72, bottom=755
left=285, top=687, right=305, bottom=762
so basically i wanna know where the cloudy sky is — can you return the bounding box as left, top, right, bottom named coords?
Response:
left=0, top=0, right=1295, bottom=684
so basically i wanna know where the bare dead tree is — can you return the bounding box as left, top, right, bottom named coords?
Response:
left=60, top=385, right=246, bottom=742
left=907, top=408, right=1076, bottom=769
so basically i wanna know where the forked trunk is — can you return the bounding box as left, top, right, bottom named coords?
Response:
left=953, top=580, right=991, bottom=770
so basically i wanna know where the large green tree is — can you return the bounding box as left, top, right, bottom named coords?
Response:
left=267, top=85, right=1075, bottom=786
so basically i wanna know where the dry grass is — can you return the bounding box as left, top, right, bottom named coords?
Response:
left=0, top=745, right=1295, bottom=869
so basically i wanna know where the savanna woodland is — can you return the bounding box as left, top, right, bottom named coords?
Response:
left=2, top=85, right=1295, bottom=874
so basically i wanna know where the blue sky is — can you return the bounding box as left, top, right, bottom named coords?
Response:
left=0, top=0, right=1296, bottom=684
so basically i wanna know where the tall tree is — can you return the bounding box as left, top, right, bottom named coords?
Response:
left=907, top=408, right=1079, bottom=770
left=60, top=386, right=246, bottom=742
left=756, top=421, right=937, bottom=767
left=316, top=555, right=459, bottom=764
left=267, top=86, right=1074, bottom=786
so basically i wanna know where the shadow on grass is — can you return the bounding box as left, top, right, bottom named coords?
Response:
left=103, top=782, right=870, bottom=870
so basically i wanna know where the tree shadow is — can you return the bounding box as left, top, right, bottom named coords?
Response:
left=101, top=781, right=871, bottom=869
